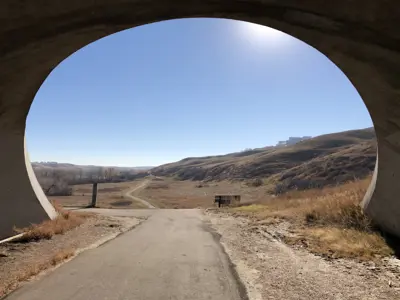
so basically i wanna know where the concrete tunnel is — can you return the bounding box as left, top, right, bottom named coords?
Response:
left=0, top=0, right=399, bottom=240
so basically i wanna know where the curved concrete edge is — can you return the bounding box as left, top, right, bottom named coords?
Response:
left=24, top=138, right=58, bottom=220
left=360, top=151, right=377, bottom=211
left=362, top=141, right=400, bottom=235
left=0, top=130, right=56, bottom=240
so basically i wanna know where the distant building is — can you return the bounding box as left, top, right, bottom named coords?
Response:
left=276, top=136, right=312, bottom=147
left=276, top=141, right=287, bottom=147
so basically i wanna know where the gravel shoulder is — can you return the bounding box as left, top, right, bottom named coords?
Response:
left=0, top=214, right=144, bottom=298
left=205, top=210, right=400, bottom=300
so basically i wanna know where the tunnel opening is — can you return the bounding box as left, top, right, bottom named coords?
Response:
left=0, top=0, right=400, bottom=298
left=1, top=1, right=399, bottom=249
left=25, top=18, right=374, bottom=211
left=21, top=16, right=394, bottom=263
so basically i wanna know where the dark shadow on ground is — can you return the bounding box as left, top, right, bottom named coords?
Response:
left=110, top=200, right=133, bottom=207
left=380, top=230, right=400, bottom=259
left=63, top=206, right=93, bottom=210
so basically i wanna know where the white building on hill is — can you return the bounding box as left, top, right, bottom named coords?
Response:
left=276, top=136, right=312, bottom=147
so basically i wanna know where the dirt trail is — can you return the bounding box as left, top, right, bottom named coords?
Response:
left=205, top=211, right=400, bottom=300
left=124, top=180, right=157, bottom=209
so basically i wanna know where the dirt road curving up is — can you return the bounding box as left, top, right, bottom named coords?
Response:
left=124, top=180, right=157, bottom=209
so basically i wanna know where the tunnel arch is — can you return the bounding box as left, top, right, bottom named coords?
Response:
left=0, top=0, right=399, bottom=239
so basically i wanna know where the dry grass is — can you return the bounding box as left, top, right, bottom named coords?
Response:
left=12, top=201, right=90, bottom=243
left=0, top=248, right=75, bottom=297
left=50, top=248, right=75, bottom=265
left=232, top=177, right=394, bottom=260
left=284, top=227, right=392, bottom=260
left=233, top=178, right=371, bottom=225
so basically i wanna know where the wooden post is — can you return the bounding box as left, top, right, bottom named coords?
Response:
left=90, top=182, right=98, bottom=207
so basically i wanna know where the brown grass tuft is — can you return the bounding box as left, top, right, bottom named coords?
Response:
left=50, top=248, right=75, bottom=265
left=284, top=227, right=393, bottom=260
left=12, top=201, right=91, bottom=243
left=234, top=178, right=372, bottom=226
left=51, top=199, right=66, bottom=213
left=300, top=179, right=374, bottom=231
left=232, top=177, right=395, bottom=260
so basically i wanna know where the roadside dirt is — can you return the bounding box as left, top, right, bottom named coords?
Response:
left=205, top=211, right=400, bottom=300
left=0, top=214, right=144, bottom=298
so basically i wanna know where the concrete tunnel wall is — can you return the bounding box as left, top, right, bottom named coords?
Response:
left=0, top=0, right=399, bottom=240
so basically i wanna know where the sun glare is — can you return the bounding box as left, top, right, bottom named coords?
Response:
left=236, top=21, right=288, bottom=48
left=246, top=22, right=281, bottom=38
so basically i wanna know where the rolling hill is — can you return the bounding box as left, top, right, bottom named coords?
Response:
left=151, top=128, right=376, bottom=191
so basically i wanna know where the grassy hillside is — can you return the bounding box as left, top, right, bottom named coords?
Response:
left=151, top=128, right=376, bottom=191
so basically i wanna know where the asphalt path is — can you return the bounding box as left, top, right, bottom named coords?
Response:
left=6, top=209, right=245, bottom=300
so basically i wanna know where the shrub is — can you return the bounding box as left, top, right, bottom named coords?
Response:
left=250, top=178, right=263, bottom=187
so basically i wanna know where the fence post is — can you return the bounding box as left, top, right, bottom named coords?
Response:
left=90, top=182, right=98, bottom=207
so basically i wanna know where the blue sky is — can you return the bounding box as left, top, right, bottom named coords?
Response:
left=26, top=18, right=373, bottom=167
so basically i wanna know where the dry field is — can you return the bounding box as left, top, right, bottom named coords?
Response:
left=137, top=177, right=270, bottom=208
left=49, top=180, right=148, bottom=209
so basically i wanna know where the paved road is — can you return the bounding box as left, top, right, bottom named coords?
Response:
left=124, top=180, right=156, bottom=209
left=6, top=210, right=244, bottom=300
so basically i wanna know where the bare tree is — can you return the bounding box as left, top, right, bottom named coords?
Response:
left=105, top=167, right=115, bottom=181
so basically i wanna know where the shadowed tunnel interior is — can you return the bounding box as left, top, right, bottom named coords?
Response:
left=0, top=0, right=400, bottom=240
